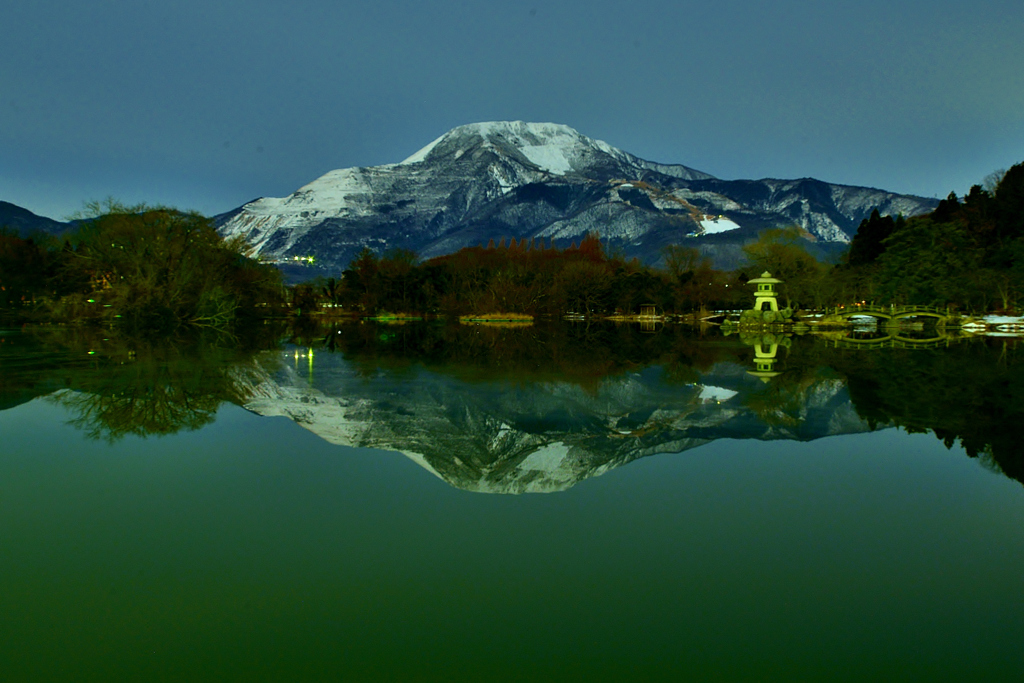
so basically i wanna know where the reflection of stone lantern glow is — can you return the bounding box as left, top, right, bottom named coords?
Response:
left=739, top=332, right=787, bottom=381
left=749, top=340, right=781, bottom=381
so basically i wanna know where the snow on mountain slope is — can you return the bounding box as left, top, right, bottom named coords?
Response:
left=700, top=217, right=742, bottom=234
left=405, top=122, right=629, bottom=174
left=216, top=121, right=937, bottom=273
left=219, top=121, right=708, bottom=265
left=225, top=168, right=386, bottom=254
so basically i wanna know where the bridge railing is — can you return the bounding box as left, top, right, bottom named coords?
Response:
left=826, top=304, right=951, bottom=317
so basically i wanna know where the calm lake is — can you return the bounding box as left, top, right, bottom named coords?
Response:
left=2, top=322, right=1023, bottom=681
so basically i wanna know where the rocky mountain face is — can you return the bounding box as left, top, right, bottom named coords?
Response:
left=240, top=347, right=873, bottom=494
left=216, top=121, right=937, bottom=275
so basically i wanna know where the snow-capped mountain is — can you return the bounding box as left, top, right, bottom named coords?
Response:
left=216, top=121, right=937, bottom=274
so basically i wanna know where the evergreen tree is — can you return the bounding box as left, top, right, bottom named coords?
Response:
left=994, top=162, right=1024, bottom=244
left=848, top=209, right=896, bottom=266
left=932, top=191, right=962, bottom=223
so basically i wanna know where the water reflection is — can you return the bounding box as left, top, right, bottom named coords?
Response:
left=1, top=326, right=282, bottom=441
left=4, top=322, right=1021, bottom=490
left=829, top=329, right=959, bottom=349
left=737, top=331, right=788, bottom=380
left=266, top=322, right=1024, bottom=492
left=4, top=323, right=1022, bottom=682
left=829, top=337, right=1024, bottom=483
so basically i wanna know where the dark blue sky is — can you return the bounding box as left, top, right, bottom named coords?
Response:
left=3, top=0, right=1023, bottom=219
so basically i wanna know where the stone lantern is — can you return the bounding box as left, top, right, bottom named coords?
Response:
left=737, top=271, right=793, bottom=326
left=747, top=271, right=782, bottom=312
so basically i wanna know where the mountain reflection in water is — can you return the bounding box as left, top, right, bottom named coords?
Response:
left=3, top=322, right=1021, bottom=491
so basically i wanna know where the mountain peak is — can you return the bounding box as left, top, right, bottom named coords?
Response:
left=216, top=121, right=937, bottom=276
left=400, top=120, right=620, bottom=175
left=454, top=120, right=581, bottom=139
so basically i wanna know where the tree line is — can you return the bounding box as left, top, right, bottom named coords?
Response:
left=287, top=223, right=867, bottom=319
left=291, top=162, right=1024, bottom=318
left=4, top=160, right=1023, bottom=328
left=833, top=163, right=1024, bottom=310
left=297, top=234, right=778, bottom=318
left=0, top=200, right=285, bottom=330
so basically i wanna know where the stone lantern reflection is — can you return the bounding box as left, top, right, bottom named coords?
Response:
left=740, top=332, right=789, bottom=382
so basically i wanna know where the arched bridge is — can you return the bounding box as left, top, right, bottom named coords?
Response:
left=828, top=304, right=953, bottom=324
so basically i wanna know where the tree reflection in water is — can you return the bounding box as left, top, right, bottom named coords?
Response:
left=299, top=321, right=1024, bottom=487
left=828, top=337, right=1024, bottom=484
left=9, top=321, right=1023, bottom=487
left=26, top=326, right=284, bottom=442
left=295, top=319, right=740, bottom=390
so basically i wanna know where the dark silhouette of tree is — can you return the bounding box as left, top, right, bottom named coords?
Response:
left=742, top=227, right=825, bottom=308
left=848, top=209, right=898, bottom=266
left=932, top=191, right=962, bottom=223
left=49, top=200, right=284, bottom=329
left=341, top=247, right=381, bottom=313
left=994, top=162, right=1024, bottom=244
left=834, top=161, right=1024, bottom=310
left=0, top=229, right=55, bottom=315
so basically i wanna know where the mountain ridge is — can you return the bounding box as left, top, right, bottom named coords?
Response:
left=215, top=121, right=937, bottom=274
left=0, top=201, right=73, bottom=238
left=1, top=122, right=938, bottom=274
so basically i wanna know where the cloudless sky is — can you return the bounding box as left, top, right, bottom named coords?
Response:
left=3, top=0, right=1023, bottom=220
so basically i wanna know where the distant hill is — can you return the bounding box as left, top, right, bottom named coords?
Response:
left=0, top=201, right=73, bottom=238
left=216, top=121, right=938, bottom=275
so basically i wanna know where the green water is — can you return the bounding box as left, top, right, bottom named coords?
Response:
left=2, top=325, right=1023, bottom=681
